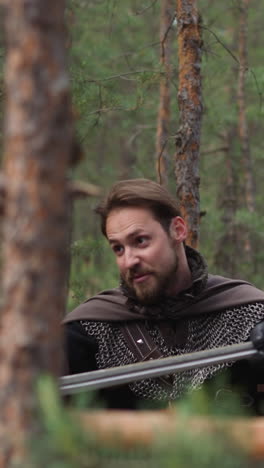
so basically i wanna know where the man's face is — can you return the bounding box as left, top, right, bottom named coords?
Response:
left=106, top=206, right=182, bottom=304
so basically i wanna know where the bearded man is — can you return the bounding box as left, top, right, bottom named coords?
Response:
left=64, top=179, right=264, bottom=411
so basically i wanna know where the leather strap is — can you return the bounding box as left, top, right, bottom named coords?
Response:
left=120, top=322, right=173, bottom=389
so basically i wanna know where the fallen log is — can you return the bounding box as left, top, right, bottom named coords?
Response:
left=75, top=409, right=264, bottom=460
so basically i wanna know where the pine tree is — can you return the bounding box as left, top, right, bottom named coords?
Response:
left=0, top=0, right=73, bottom=464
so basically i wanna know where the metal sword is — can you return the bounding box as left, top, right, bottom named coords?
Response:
left=60, top=340, right=259, bottom=395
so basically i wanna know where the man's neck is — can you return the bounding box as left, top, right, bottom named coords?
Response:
left=166, top=256, right=192, bottom=297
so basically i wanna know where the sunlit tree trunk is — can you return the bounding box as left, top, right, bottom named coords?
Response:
left=174, top=0, right=203, bottom=248
left=155, top=0, right=175, bottom=186
left=0, top=0, right=73, bottom=465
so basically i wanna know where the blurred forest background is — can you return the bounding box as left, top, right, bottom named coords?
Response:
left=66, top=0, right=264, bottom=311
left=0, top=1, right=264, bottom=466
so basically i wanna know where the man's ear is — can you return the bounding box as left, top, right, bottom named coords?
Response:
left=169, top=216, right=188, bottom=243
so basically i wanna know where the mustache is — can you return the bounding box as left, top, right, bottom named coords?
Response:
left=126, top=267, right=153, bottom=281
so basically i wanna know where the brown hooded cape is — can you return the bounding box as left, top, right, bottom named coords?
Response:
left=63, top=274, right=264, bottom=323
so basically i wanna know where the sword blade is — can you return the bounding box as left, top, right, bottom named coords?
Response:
left=60, top=341, right=256, bottom=395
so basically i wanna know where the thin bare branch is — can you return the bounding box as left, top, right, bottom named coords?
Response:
left=202, top=25, right=240, bottom=64
left=135, top=0, right=158, bottom=15
left=202, top=25, right=263, bottom=113
left=200, top=146, right=228, bottom=155
left=0, top=175, right=101, bottom=215
left=127, top=125, right=155, bottom=149
left=69, top=180, right=102, bottom=198
left=87, top=105, right=135, bottom=116
left=157, top=140, right=168, bottom=185
left=249, top=68, right=263, bottom=113
left=84, top=68, right=164, bottom=84
left=161, top=12, right=176, bottom=60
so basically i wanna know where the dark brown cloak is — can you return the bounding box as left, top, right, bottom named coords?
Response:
left=63, top=274, right=264, bottom=323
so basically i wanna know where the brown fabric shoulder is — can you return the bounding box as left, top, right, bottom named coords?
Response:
left=63, top=275, right=264, bottom=324
left=176, top=275, right=264, bottom=319
left=63, top=288, right=138, bottom=323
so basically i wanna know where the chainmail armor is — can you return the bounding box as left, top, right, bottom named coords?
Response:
left=81, top=302, right=264, bottom=401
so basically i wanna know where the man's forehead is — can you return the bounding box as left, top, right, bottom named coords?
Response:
left=106, top=206, right=157, bottom=239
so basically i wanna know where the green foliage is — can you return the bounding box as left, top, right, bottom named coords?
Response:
left=68, top=232, right=119, bottom=311
left=32, top=375, right=251, bottom=468
left=32, top=376, right=97, bottom=468
left=67, top=0, right=172, bottom=187
left=0, top=1, right=262, bottom=304
left=66, top=0, right=264, bottom=300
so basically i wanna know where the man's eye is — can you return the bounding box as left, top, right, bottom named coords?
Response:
left=137, top=236, right=148, bottom=245
left=112, top=245, right=123, bottom=255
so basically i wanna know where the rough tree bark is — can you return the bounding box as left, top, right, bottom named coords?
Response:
left=155, top=0, right=175, bottom=186
left=0, top=0, right=74, bottom=465
left=237, top=0, right=255, bottom=214
left=174, top=0, right=203, bottom=248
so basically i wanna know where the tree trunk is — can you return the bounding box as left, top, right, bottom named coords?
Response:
left=213, top=22, right=239, bottom=277
left=0, top=1, right=73, bottom=465
left=155, top=0, right=175, bottom=186
left=174, top=0, right=203, bottom=248
left=237, top=0, right=255, bottom=214
left=237, top=0, right=255, bottom=264
left=214, top=128, right=239, bottom=277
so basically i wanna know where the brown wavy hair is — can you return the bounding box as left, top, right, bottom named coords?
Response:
left=95, top=178, right=182, bottom=237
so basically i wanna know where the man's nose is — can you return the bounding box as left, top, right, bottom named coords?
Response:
left=123, top=248, right=140, bottom=269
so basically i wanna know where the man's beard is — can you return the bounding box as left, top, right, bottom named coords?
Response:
left=121, top=251, right=179, bottom=305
